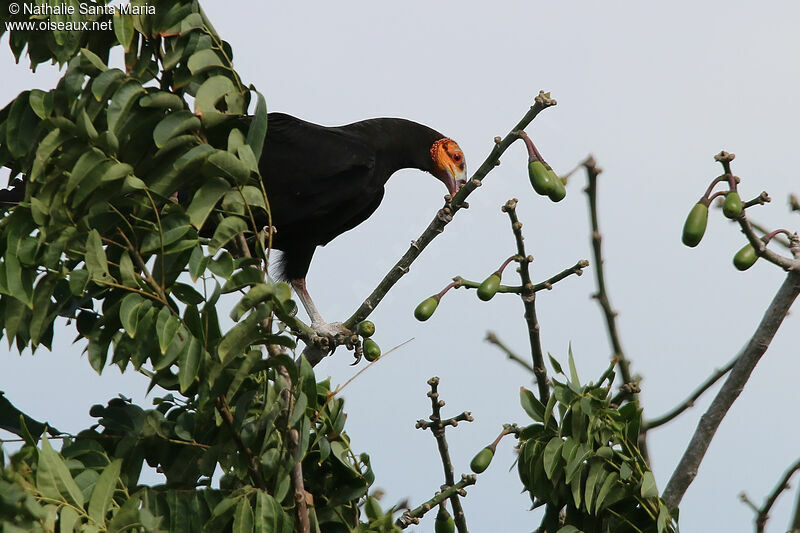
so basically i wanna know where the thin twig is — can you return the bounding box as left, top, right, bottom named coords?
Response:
left=749, top=458, right=800, bottom=533
left=503, top=199, right=549, bottom=403
left=343, top=92, right=557, bottom=329
left=532, top=260, right=589, bottom=292
left=485, top=331, right=535, bottom=374
left=395, top=475, right=477, bottom=529
left=662, top=271, right=800, bottom=508
left=582, top=157, right=634, bottom=388
left=644, top=356, right=737, bottom=430
left=415, top=377, right=473, bottom=532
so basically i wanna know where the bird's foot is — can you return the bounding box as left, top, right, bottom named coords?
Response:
left=311, top=321, right=349, bottom=339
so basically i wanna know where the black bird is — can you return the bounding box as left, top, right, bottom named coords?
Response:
left=260, top=113, right=467, bottom=336
left=0, top=112, right=467, bottom=337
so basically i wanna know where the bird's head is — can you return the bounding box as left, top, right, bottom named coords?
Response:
left=430, top=138, right=467, bottom=196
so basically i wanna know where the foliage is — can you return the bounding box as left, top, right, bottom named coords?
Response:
left=0, top=1, right=398, bottom=531
left=516, top=351, right=676, bottom=533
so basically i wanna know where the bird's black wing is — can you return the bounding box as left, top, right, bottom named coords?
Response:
left=260, top=113, right=378, bottom=228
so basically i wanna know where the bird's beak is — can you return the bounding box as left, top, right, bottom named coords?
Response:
left=445, top=164, right=467, bottom=196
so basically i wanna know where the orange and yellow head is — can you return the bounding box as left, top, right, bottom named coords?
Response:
left=430, top=138, right=467, bottom=195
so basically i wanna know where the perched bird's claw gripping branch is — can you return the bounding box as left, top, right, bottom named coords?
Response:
left=341, top=91, right=558, bottom=336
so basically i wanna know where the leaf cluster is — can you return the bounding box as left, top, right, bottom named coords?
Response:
left=517, top=352, right=676, bottom=533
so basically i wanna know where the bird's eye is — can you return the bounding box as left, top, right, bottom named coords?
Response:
left=453, top=154, right=462, bottom=162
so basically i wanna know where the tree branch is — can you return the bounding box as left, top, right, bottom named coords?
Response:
left=503, top=199, right=549, bottom=403
left=343, top=92, right=557, bottom=329
left=662, top=271, right=800, bottom=508
left=643, top=356, right=737, bottom=430
left=582, top=156, right=634, bottom=387
left=485, top=330, right=535, bottom=374
left=415, top=377, right=474, bottom=532
left=395, top=475, right=477, bottom=529
left=747, top=458, right=800, bottom=533
left=215, top=395, right=267, bottom=491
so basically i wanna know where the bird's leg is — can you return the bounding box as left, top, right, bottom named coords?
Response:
left=290, top=278, right=348, bottom=339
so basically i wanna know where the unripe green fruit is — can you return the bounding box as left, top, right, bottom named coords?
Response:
left=356, top=320, right=375, bottom=338
left=435, top=507, right=455, bottom=533
left=528, top=161, right=553, bottom=196
left=682, top=202, right=709, bottom=247
left=477, top=273, right=501, bottom=301
left=723, top=191, right=743, bottom=219
left=733, top=244, right=758, bottom=271
left=547, top=170, right=567, bottom=202
left=470, top=446, right=495, bottom=473
left=363, top=339, right=381, bottom=361
left=414, top=296, right=439, bottom=321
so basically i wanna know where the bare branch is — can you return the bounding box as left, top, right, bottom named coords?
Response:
left=644, top=356, right=737, bottom=430
left=344, top=92, right=557, bottom=329
left=740, top=457, right=800, bottom=533
left=503, top=199, right=549, bottom=403
left=662, top=271, right=800, bottom=508
left=485, top=331, right=535, bottom=374
left=415, top=377, right=474, bottom=532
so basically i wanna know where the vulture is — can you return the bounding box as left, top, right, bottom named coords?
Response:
left=0, top=112, right=468, bottom=336
left=260, top=113, right=466, bottom=335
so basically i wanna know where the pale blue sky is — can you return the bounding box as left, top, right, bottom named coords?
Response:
left=2, top=1, right=800, bottom=531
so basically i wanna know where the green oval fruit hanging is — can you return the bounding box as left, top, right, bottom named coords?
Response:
left=682, top=202, right=709, bottom=247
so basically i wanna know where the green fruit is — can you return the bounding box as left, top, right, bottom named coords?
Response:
left=546, top=169, right=566, bottom=202
left=435, top=507, right=455, bottom=533
left=363, top=339, right=381, bottom=361
left=681, top=202, right=709, bottom=247
left=528, top=161, right=553, bottom=196
left=470, top=446, right=495, bottom=474
left=356, top=320, right=375, bottom=338
left=477, top=273, right=501, bottom=301
left=414, top=296, right=439, bottom=321
left=733, top=244, right=758, bottom=271
left=723, top=191, right=743, bottom=219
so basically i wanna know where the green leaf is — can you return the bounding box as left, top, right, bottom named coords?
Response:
left=246, top=89, right=268, bottom=160
left=107, top=492, right=142, bottom=532
left=187, top=177, right=229, bottom=229
left=66, top=148, right=106, bottom=197
left=187, top=49, right=225, bottom=75
left=156, top=307, right=181, bottom=354
left=594, top=471, right=619, bottom=513
left=584, top=460, right=603, bottom=513
left=107, top=79, right=145, bottom=134
left=180, top=13, right=204, bottom=33
left=232, top=497, right=254, bottom=533
left=217, top=312, right=259, bottom=364
left=178, top=336, right=203, bottom=393
left=194, top=75, right=244, bottom=119
left=85, top=230, right=113, bottom=283
left=102, top=161, right=134, bottom=182
left=77, top=108, right=99, bottom=141
left=60, top=505, right=80, bottom=533
left=206, top=150, right=250, bottom=184
left=119, top=293, right=144, bottom=337
left=568, top=343, right=580, bottom=386
left=209, top=216, right=248, bottom=254
left=657, top=502, right=671, bottom=533
left=91, top=69, right=126, bottom=102
left=140, top=92, right=185, bottom=110
left=29, top=89, right=53, bottom=119
left=153, top=110, right=201, bottom=148
left=37, top=436, right=84, bottom=508
left=79, top=48, right=108, bottom=73
left=640, top=470, right=658, bottom=499
left=520, top=387, right=545, bottom=422
left=88, top=459, right=122, bottom=524
left=30, top=128, right=73, bottom=182
left=543, top=391, right=557, bottom=429
left=113, top=13, right=135, bottom=52
left=549, top=353, right=564, bottom=375
left=543, top=437, right=563, bottom=480
left=556, top=527, right=582, bottom=533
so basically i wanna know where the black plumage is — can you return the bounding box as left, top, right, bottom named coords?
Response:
left=260, top=112, right=456, bottom=282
